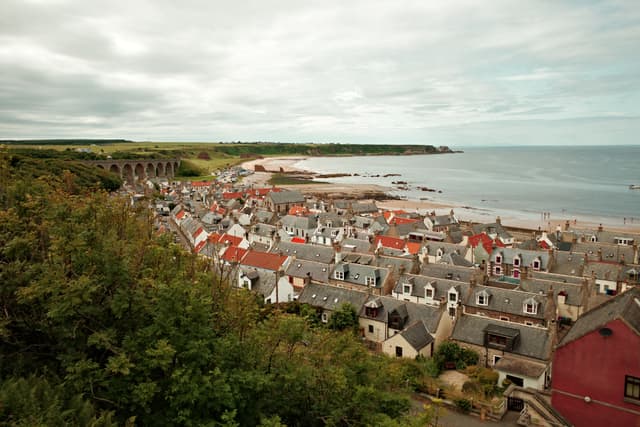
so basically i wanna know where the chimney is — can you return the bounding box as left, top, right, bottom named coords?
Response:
left=334, top=244, right=342, bottom=264
left=304, top=272, right=311, bottom=286
left=557, top=290, right=567, bottom=306
left=399, top=264, right=406, bottom=277
left=495, top=216, right=501, bottom=225
left=521, top=266, right=529, bottom=281
left=598, top=223, right=603, bottom=232
left=597, top=248, right=602, bottom=262
left=564, top=220, right=570, bottom=231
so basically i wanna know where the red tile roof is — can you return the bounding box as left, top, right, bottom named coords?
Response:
left=191, top=181, right=212, bottom=187
left=240, top=250, right=288, bottom=271
left=222, top=246, right=248, bottom=263
left=223, top=191, right=243, bottom=200
left=217, top=233, right=243, bottom=247
left=374, top=235, right=405, bottom=250
left=175, top=210, right=185, bottom=220
left=469, top=233, right=494, bottom=254
left=288, top=205, right=309, bottom=216
left=390, top=216, right=419, bottom=225
left=291, top=237, right=306, bottom=244
left=194, top=240, right=208, bottom=254
left=406, top=242, right=421, bottom=255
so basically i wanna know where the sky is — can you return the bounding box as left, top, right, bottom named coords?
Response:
left=1, top=0, right=639, bottom=146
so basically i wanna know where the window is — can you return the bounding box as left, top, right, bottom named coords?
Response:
left=395, top=346, right=403, bottom=357
left=513, top=270, right=520, bottom=279
left=495, top=255, right=502, bottom=264
left=513, top=257, right=520, bottom=267
left=525, top=321, right=533, bottom=326
left=403, top=284, right=411, bottom=294
left=488, top=334, right=507, bottom=346
left=335, top=271, right=344, bottom=280
left=321, top=312, right=328, bottom=323
left=449, top=292, right=457, bottom=302
left=533, top=260, right=541, bottom=270
left=494, top=266, right=502, bottom=275
left=524, top=302, right=537, bottom=315
left=625, top=376, right=640, bottom=401
left=368, top=325, right=374, bottom=333
left=366, top=276, right=376, bottom=287
left=448, top=307, right=456, bottom=317
left=426, top=288, right=434, bottom=299
left=500, top=316, right=509, bottom=322
left=493, top=355, right=502, bottom=365
left=477, top=293, right=488, bottom=306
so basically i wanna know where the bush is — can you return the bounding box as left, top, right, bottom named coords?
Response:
left=455, top=398, right=472, bottom=413
left=176, top=160, right=204, bottom=177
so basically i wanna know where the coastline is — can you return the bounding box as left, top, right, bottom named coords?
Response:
left=240, top=156, right=640, bottom=234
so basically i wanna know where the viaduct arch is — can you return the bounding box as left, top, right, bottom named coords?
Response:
left=90, top=158, right=180, bottom=183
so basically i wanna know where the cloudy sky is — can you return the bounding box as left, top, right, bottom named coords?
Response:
left=1, top=0, right=639, bottom=145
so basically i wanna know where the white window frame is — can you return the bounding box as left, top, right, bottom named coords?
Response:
left=524, top=302, right=538, bottom=315
left=425, top=287, right=434, bottom=299
left=321, top=312, right=329, bottom=323
left=477, top=293, right=488, bottom=306
left=403, top=284, right=412, bottom=295
left=495, top=255, right=502, bottom=264
left=335, top=271, right=344, bottom=280
left=365, top=276, right=376, bottom=287
left=449, top=292, right=457, bottom=302
left=513, top=257, right=520, bottom=267
left=533, top=259, right=541, bottom=270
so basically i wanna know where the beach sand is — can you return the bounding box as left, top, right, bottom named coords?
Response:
left=241, top=157, right=640, bottom=234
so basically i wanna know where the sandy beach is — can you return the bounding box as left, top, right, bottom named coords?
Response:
left=241, top=156, right=640, bottom=234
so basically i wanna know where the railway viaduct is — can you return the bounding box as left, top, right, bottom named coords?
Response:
left=86, top=158, right=181, bottom=183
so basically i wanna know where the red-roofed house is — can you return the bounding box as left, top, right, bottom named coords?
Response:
left=237, top=250, right=294, bottom=304
left=374, top=235, right=419, bottom=255
left=240, top=250, right=289, bottom=272
left=222, top=191, right=243, bottom=201
left=221, top=246, right=248, bottom=264
left=288, top=205, right=309, bottom=216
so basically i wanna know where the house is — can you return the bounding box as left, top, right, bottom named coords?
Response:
left=359, top=295, right=452, bottom=350
left=421, top=241, right=470, bottom=264
left=451, top=315, right=553, bottom=390
left=284, top=259, right=331, bottom=292
left=269, top=241, right=335, bottom=264
left=237, top=268, right=294, bottom=304
left=247, top=223, right=278, bottom=247
left=472, top=218, right=515, bottom=246
left=489, top=248, right=551, bottom=279
left=264, top=190, right=306, bottom=213
left=392, top=273, right=471, bottom=317
left=280, top=214, right=317, bottom=240
left=424, top=211, right=458, bottom=232
left=298, top=282, right=369, bottom=324
left=383, top=321, right=434, bottom=359
left=551, top=288, right=640, bottom=427
left=330, top=260, right=391, bottom=296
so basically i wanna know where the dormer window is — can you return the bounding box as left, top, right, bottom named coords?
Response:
left=449, top=292, right=457, bottom=302
left=532, top=259, right=541, bottom=271
left=476, top=290, right=490, bottom=306
left=437, top=249, right=443, bottom=257
left=425, top=285, right=434, bottom=300
left=590, top=235, right=597, bottom=242
left=495, top=255, right=502, bottom=264
left=523, top=297, right=538, bottom=315
left=513, top=257, right=520, bottom=267
left=365, top=276, right=376, bottom=287
left=335, top=271, right=344, bottom=280
left=403, top=284, right=412, bottom=295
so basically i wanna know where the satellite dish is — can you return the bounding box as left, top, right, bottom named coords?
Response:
left=599, top=327, right=613, bottom=337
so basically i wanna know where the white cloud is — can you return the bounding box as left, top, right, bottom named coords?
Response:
left=0, top=0, right=638, bottom=144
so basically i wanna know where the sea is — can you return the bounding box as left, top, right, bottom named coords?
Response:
left=293, top=145, right=640, bottom=227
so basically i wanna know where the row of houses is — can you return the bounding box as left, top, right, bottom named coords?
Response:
left=158, top=179, right=640, bottom=427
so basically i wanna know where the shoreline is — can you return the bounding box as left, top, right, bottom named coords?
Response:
left=240, top=156, right=640, bottom=234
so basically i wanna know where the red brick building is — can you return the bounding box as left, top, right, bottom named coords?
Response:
left=551, top=287, right=640, bottom=426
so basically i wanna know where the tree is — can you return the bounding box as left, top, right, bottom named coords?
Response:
left=327, top=303, right=359, bottom=332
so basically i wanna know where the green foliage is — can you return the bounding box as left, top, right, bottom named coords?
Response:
left=327, top=303, right=359, bottom=332
left=0, top=152, right=415, bottom=426
left=432, top=341, right=480, bottom=373
left=455, top=398, right=472, bottom=413
left=176, top=159, right=205, bottom=177
left=462, top=366, right=500, bottom=398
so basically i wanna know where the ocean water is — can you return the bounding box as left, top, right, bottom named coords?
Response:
left=293, top=146, right=640, bottom=226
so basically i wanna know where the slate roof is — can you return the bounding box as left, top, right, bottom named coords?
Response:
left=490, top=248, right=551, bottom=269
left=281, top=214, right=317, bottom=230
left=341, top=238, right=373, bottom=254
left=285, top=259, right=331, bottom=283
left=558, top=287, right=640, bottom=347
left=419, top=264, right=477, bottom=283
left=267, top=190, right=306, bottom=205
left=400, top=321, right=434, bottom=351
left=571, top=242, right=635, bottom=263
left=360, top=295, right=444, bottom=333
left=519, top=278, right=585, bottom=307
left=494, top=357, right=547, bottom=378
left=530, top=271, right=586, bottom=285
left=472, top=222, right=513, bottom=241
left=464, top=285, right=548, bottom=320
left=269, top=241, right=334, bottom=264
left=549, top=251, right=585, bottom=276
left=451, top=315, right=553, bottom=361
left=440, top=252, right=474, bottom=267
left=423, top=241, right=468, bottom=258
left=351, top=202, right=378, bottom=214
left=332, top=262, right=389, bottom=289
left=298, top=282, right=368, bottom=312
left=584, top=261, right=625, bottom=281
left=394, top=273, right=470, bottom=303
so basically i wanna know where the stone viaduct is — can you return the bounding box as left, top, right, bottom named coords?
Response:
left=87, top=158, right=181, bottom=183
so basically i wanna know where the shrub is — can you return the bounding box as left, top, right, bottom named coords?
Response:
left=455, top=398, right=472, bottom=413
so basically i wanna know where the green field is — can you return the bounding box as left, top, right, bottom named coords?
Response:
left=2, top=140, right=446, bottom=179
